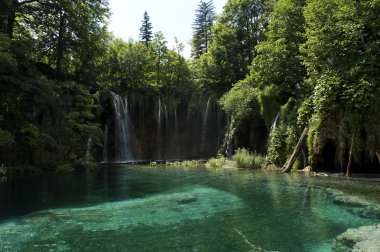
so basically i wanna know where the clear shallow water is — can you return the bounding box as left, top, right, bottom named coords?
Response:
left=0, top=166, right=379, bottom=251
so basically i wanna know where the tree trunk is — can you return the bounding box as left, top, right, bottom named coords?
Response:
left=282, top=126, right=308, bottom=173
left=345, top=131, right=356, bottom=177
left=376, top=152, right=380, bottom=164
left=218, top=127, right=236, bottom=157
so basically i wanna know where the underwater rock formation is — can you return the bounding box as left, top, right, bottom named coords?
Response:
left=0, top=186, right=244, bottom=251
left=332, top=224, right=380, bottom=252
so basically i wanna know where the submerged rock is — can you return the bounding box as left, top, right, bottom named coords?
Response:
left=0, top=186, right=244, bottom=250
left=176, top=195, right=197, bottom=204
left=326, top=189, right=380, bottom=219
left=332, top=224, right=380, bottom=252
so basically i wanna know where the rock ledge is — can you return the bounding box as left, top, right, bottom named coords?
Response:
left=332, top=224, right=380, bottom=252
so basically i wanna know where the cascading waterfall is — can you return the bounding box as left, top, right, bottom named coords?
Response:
left=157, top=98, right=162, bottom=134
left=226, top=112, right=233, bottom=159
left=302, top=151, right=308, bottom=168
left=85, top=136, right=92, bottom=163
left=102, top=124, right=109, bottom=163
left=157, top=98, right=162, bottom=159
left=111, top=92, right=133, bottom=162
left=216, top=108, right=221, bottom=151
left=200, top=97, right=211, bottom=158
left=164, top=104, right=169, bottom=159
left=173, top=99, right=180, bottom=159
left=270, top=112, right=280, bottom=133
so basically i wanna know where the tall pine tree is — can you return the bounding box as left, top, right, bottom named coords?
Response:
left=191, top=0, right=215, bottom=58
left=139, top=11, right=153, bottom=47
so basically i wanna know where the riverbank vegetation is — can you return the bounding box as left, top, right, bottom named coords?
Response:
left=0, top=0, right=379, bottom=174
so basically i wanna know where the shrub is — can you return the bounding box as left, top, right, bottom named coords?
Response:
left=207, top=155, right=226, bottom=168
left=233, top=148, right=268, bottom=169
left=56, top=163, right=74, bottom=173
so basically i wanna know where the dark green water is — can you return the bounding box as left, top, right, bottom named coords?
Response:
left=1, top=165, right=380, bottom=251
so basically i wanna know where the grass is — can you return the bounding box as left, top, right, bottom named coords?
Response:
left=206, top=155, right=226, bottom=168
left=151, top=160, right=204, bottom=167
left=233, top=148, right=268, bottom=169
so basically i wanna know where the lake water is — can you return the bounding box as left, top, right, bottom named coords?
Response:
left=0, top=165, right=379, bottom=251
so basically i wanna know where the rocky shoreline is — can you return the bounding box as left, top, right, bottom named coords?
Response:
left=325, top=187, right=380, bottom=251
left=332, top=224, right=380, bottom=252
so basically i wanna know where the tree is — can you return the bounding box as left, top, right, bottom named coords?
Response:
left=203, top=0, right=269, bottom=93
left=191, top=0, right=215, bottom=58
left=139, top=11, right=153, bottom=47
left=301, top=0, right=380, bottom=170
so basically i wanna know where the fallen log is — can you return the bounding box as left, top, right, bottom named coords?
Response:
left=282, top=126, right=308, bottom=173
left=218, top=127, right=236, bottom=157
left=345, top=131, right=356, bottom=177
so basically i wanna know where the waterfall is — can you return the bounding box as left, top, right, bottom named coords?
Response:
left=226, top=112, right=233, bottom=159
left=173, top=99, right=180, bottom=159
left=157, top=98, right=162, bottom=134
left=270, top=112, right=280, bottom=132
left=157, top=98, right=162, bottom=159
left=164, top=104, right=169, bottom=159
left=302, top=151, right=308, bottom=168
left=216, top=108, right=221, bottom=152
left=102, top=124, right=109, bottom=163
left=111, top=92, right=133, bottom=162
left=200, top=97, right=211, bottom=158
left=85, top=136, right=92, bottom=163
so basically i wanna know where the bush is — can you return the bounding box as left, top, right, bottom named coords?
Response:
left=56, top=163, right=74, bottom=173
left=207, top=155, right=226, bottom=168
left=233, top=148, right=268, bottom=169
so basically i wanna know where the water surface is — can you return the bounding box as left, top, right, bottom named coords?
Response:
left=0, top=165, right=379, bottom=251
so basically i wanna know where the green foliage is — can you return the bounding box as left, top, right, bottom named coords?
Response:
left=139, top=11, right=153, bottom=46
left=164, top=160, right=204, bottom=167
left=0, top=33, right=17, bottom=74
left=56, top=163, right=74, bottom=173
left=0, top=0, right=379, bottom=173
left=191, top=0, right=215, bottom=58
left=195, top=0, right=270, bottom=93
left=101, top=36, right=193, bottom=95
left=219, top=79, right=260, bottom=125
left=0, top=128, right=14, bottom=146
left=267, top=98, right=299, bottom=166
left=302, top=0, right=380, bottom=166
left=233, top=148, right=268, bottom=169
left=207, top=155, right=226, bottom=168
left=257, top=84, right=280, bottom=130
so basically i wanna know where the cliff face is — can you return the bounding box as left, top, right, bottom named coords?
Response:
left=101, top=92, right=227, bottom=162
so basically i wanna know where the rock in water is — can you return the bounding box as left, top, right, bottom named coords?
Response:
left=332, top=224, right=380, bottom=252
left=0, top=186, right=244, bottom=251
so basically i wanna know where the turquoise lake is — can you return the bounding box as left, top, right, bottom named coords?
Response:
left=0, top=165, right=379, bottom=251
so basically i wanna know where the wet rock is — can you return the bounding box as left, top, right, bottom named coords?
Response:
left=326, top=189, right=380, bottom=219
left=176, top=195, right=197, bottom=204
left=332, top=224, right=380, bottom=252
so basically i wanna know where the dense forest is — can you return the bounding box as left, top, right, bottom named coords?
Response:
left=0, top=0, right=379, bottom=174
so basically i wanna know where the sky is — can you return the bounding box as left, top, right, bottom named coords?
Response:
left=108, top=0, right=228, bottom=58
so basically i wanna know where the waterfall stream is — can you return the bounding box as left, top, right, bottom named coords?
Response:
left=85, top=136, right=92, bottom=163
left=200, top=97, right=211, bottom=158
left=157, top=98, right=162, bottom=159
left=111, top=92, right=133, bottom=162
left=102, top=124, right=109, bottom=163
left=271, top=112, right=280, bottom=132
left=173, top=99, right=180, bottom=159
